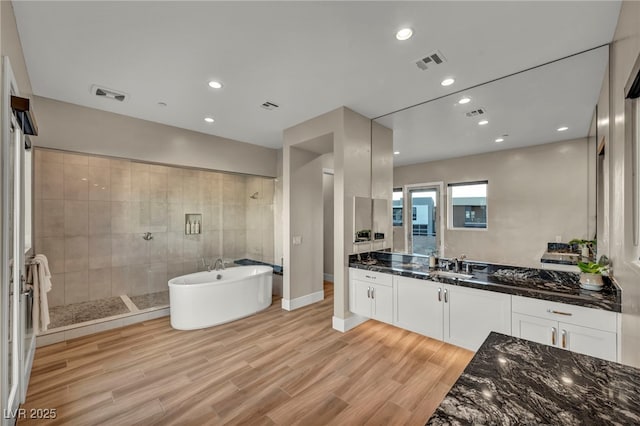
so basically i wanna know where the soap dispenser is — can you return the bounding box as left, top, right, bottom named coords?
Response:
left=186, top=220, right=191, bottom=235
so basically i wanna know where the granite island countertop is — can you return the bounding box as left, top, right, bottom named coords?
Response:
left=427, top=332, right=640, bottom=425
left=349, top=252, right=621, bottom=312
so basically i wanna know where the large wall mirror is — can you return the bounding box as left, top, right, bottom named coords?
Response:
left=375, top=45, right=608, bottom=266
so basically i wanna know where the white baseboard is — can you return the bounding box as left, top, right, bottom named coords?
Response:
left=323, top=273, right=334, bottom=282
left=281, top=290, right=324, bottom=311
left=332, top=314, right=368, bottom=332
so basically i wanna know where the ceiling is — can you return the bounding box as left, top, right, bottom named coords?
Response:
left=13, top=1, right=621, bottom=163
left=379, top=46, right=609, bottom=166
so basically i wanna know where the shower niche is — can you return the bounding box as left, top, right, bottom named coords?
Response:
left=185, top=213, right=202, bottom=235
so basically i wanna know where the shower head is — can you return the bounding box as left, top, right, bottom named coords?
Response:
left=250, top=192, right=259, bottom=199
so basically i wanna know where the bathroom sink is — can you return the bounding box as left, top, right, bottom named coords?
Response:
left=430, top=271, right=474, bottom=280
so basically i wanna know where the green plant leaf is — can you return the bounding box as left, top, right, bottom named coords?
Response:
left=577, top=261, right=606, bottom=274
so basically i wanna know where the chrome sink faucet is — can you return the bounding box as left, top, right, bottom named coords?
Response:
left=453, top=255, right=467, bottom=273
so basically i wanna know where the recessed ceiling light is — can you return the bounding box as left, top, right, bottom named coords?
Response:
left=204, top=117, right=215, bottom=123
left=557, top=126, right=569, bottom=132
left=394, top=151, right=400, bottom=155
left=441, top=78, right=455, bottom=86
left=495, top=138, right=504, bottom=143
left=208, top=81, right=223, bottom=89
left=478, top=120, right=489, bottom=126
left=458, top=97, right=471, bottom=104
left=395, top=28, right=413, bottom=41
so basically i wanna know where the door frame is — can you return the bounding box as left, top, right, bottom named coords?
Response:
left=1, top=56, right=31, bottom=426
left=403, top=182, right=444, bottom=256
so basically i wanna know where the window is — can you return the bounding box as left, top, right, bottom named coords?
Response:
left=448, top=181, right=488, bottom=229
left=393, top=188, right=403, bottom=226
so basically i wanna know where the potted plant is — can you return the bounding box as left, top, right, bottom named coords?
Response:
left=577, top=257, right=609, bottom=290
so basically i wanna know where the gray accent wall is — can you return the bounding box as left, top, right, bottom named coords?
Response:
left=34, top=148, right=275, bottom=307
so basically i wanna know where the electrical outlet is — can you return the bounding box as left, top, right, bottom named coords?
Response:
left=293, top=236, right=302, bottom=245
left=555, top=235, right=562, bottom=243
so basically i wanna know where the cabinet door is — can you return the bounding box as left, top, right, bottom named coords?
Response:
left=371, top=283, right=393, bottom=324
left=444, top=285, right=512, bottom=351
left=394, top=276, right=443, bottom=340
left=560, top=322, right=617, bottom=361
left=512, top=313, right=558, bottom=347
left=349, top=279, right=372, bottom=318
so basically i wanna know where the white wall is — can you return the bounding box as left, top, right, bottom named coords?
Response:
left=1, top=0, right=32, bottom=97
left=274, top=149, right=283, bottom=269
left=285, top=146, right=324, bottom=300
left=394, top=138, right=591, bottom=268
left=323, top=167, right=334, bottom=278
left=31, top=96, right=278, bottom=178
left=372, top=122, right=394, bottom=247
left=599, top=0, right=640, bottom=367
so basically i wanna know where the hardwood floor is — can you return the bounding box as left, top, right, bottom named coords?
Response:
left=20, top=282, right=474, bottom=425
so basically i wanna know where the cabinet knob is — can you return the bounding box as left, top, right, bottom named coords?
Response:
left=551, top=327, right=557, bottom=346
left=561, top=329, right=567, bottom=348
left=367, top=287, right=371, bottom=298
left=438, top=288, right=442, bottom=302
left=444, top=289, right=448, bottom=303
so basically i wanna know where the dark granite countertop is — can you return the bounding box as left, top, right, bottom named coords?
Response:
left=349, top=252, right=621, bottom=312
left=428, top=332, right=640, bottom=425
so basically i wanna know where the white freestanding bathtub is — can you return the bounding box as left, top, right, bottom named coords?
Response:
left=169, top=265, right=273, bottom=330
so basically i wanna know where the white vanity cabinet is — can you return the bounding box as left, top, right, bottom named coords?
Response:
left=393, top=276, right=511, bottom=351
left=511, top=295, right=618, bottom=361
left=394, top=276, right=443, bottom=339
left=349, top=268, right=393, bottom=324
left=444, top=284, right=512, bottom=351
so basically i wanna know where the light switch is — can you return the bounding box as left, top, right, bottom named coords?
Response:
left=293, top=236, right=302, bottom=245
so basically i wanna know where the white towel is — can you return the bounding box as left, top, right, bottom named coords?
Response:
left=28, top=254, right=52, bottom=334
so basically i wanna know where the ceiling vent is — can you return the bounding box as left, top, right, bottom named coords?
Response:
left=415, top=50, right=447, bottom=71
left=91, top=85, right=128, bottom=102
left=260, top=101, right=279, bottom=111
left=465, top=107, right=487, bottom=117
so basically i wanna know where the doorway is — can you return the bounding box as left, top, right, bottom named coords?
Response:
left=405, top=183, right=443, bottom=256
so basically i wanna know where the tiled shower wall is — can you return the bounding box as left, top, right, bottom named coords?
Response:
left=34, top=148, right=275, bottom=308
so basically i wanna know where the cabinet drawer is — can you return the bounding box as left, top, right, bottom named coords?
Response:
left=512, top=295, right=617, bottom=333
left=349, top=268, right=393, bottom=286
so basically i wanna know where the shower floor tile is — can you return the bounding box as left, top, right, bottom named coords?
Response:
left=129, top=291, right=170, bottom=310
left=49, top=296, right=130, bottom=329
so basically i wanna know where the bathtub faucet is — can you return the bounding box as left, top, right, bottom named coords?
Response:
left=213, top=258, right=226, bottom=271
